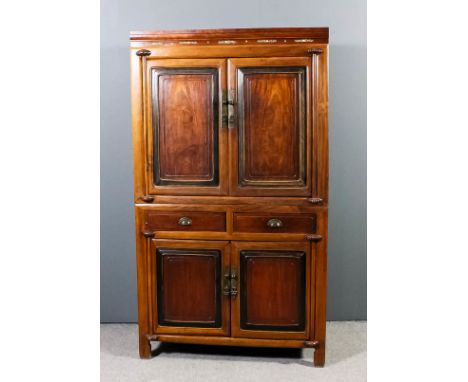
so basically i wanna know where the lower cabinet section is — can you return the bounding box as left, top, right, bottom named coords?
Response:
left=151, top=239, right=311, bottom=341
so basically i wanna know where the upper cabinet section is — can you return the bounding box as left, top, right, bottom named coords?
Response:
left=130, top=28, right=328, bottom=202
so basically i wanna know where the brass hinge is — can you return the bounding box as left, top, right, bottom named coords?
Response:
left=221, top=89, right=236, bottom=128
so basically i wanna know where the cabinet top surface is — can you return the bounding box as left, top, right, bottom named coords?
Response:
left=129, top=27, right=329, bottom=43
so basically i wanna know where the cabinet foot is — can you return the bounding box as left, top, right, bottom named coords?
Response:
left=139, top=335, right=152, bottom=359
left=313, top=344, right=325, bottom=367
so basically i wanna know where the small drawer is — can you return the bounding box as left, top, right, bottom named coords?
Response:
left=144, top=211, right=226, bottom=232
left=233, top=213, right=316, bottom=234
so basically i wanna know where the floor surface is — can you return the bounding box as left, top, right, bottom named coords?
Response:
left=101, top=321, right=366, bottom=382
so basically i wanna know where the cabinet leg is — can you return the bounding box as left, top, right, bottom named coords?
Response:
left=139, top=335, right=152, bottom=359
left=313, top=344, right=325, bottom=367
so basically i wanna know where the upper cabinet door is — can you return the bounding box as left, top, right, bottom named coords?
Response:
left=145, top=59, right=228, bottom=195
left=228, top=57, right=312, bottom=197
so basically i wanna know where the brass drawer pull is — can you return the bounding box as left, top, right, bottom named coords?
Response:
left=267, top=218, right=283, bottom=228
left=177, top=217, right=192, bottom=226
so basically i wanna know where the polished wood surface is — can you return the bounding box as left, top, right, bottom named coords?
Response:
left=144, top=210, right=226, bottom=232
left=230, top=241, right=311, bottom=340
left=157, top=249, right=220, bottom=326
left=153, top=335, right=310, bottom=349
left=154, top=68, right=217, bottom=185
left=228, top=57, right=312, bottom=196
left=130, top=28, right=329, bottom=366
left=233, top=213, right=316, bottom=234
left=241, top=250, right=306, bottom=330
left=130, top=27, right=329, bottom=43
left=239, top=67, right=304, bottom=185
left=143, top=59, right=228, bottom=196
left=151, top=240, right=230, bottom=336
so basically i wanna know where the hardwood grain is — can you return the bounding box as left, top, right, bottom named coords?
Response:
left=157, top=249, right=220, bottom=326
left=233, top=213, right=316, bottom=234
left=241, top=69, right=304, bottom=185
left=241, top=250, right=306, bottom=330
left=153, top=335, right=310, bottom=348
left=154, top=70, right=216, bottom=185
left=151, top=240, right=231, bottom=336
left=143, top=58, right=228, bottom=196
left=144, top=210, right=226, bottom=232
left=228, top=57, right=312, bottom=197
left=130, top=27, right=329, bottom=43
left=230, top=241, right=311, bottom=340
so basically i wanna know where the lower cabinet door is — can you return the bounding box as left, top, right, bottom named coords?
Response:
left=230, top=241, right=311, bottom=340
left=151, top=239, right=230, bottom=336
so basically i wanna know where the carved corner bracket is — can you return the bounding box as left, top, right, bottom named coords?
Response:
left=136, top=49, right=151, bottom=57
left=306, top=234, right=322, bottom=242
left=307, top=48, right=323, bottom=55
left=304, top=340, right=320, bottom=348
left=142, top=230, right=155, bottom=239
left=139, top=195, right=155, bottom=203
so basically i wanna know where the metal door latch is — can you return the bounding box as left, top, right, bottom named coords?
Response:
left=222, top=89, right=236, bottom=128
left=222, top=267, right=238, bottom=297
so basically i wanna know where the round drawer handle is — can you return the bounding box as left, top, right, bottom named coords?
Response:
left=266, top=218, right=283, bottom=228
left=178, top=217, right=192, bottom=226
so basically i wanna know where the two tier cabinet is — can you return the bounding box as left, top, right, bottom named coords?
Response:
left=130, top=28, right=329, bottom=366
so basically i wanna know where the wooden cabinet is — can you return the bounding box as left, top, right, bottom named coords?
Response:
left=130, top=28, right=329, bottom=366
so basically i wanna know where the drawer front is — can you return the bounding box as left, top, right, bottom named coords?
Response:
left=145, top=211, right=226, bottom=232
left=233, top=213, right=316, bottom=234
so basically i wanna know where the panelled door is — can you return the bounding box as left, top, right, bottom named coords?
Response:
left=230, top=241, right=311, bottom=340
left=145, top=59, right=228, bottom=195
left=151, top=239, right=230, bottom=336
left=228, top=57, right=313, bottom=196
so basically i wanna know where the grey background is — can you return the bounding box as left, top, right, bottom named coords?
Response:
left=101, top=0, right=366, bottom=322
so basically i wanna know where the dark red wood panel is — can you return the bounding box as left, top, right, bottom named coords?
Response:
left=238, top=67, right=306, bottom=188
left=240, top=250, right=305, bottom=330
left=153, top=68, right=218, bottom=186
left=157, top=249, right=221, bottom=327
